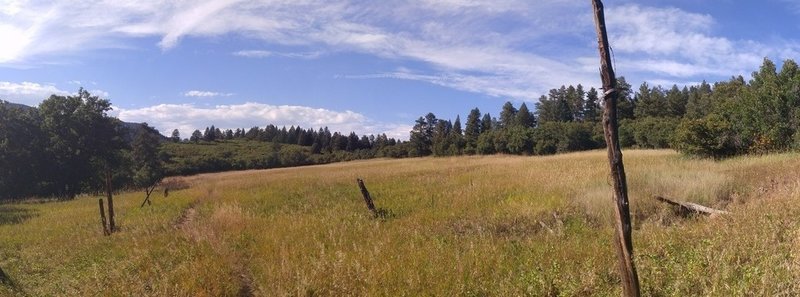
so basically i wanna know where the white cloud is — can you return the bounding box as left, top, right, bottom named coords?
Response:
left=603, top=4, right=792, bottom=80
left=183, top=90, right=234, bottom=97
left=0, top=81, right=70, bottom=106
left=114, top=102, right=411, bottom=140
left=0, top=81, right=110, bottom=106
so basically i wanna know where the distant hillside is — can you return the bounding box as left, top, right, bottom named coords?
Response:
left=0, top=100, right=164, bottom=143
left=2, top=101, right=36, bottom=111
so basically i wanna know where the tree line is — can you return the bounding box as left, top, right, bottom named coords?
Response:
left=175, top=124, right=400, bottom=156
left=406, top=58, right=800, bottom=159
left=2, top=58, right=798, bottom=199
left=0, top=90, right=403, bottom=200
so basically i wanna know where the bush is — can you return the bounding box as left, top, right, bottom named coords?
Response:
left=672, top=114, right=739, bottom=159
left=628, top=117, right=680, bottom=149
left=534, top=122, right=600, bottom=155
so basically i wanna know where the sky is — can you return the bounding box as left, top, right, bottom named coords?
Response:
left=1, top=0, right=800, bottom=140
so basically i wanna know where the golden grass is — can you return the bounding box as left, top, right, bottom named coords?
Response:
left=2, top=149, right=800, bottom=296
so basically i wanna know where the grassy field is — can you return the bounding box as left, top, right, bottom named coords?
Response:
left=1, top=149, right=800, bottom=296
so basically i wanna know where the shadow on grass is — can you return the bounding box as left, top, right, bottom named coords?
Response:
left=0, top=206, right=39, bottom=225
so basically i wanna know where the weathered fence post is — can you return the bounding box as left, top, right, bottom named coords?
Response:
left=140, top=184, right=157, bottom=208
left=0, top=266, right=11, bottom=286
left=357, top=178, right=378, bottom=217
left=105, top=171, right=116, bottom=233
left=591, top=0, right=641, bottom=296
left=99, top=198, right=110, bottom=236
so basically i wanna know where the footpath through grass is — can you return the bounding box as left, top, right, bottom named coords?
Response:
left=1, top=149, right=800, bottom=296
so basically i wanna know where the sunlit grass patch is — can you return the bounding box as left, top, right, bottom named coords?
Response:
left=3, top=150, right=800, bottom=295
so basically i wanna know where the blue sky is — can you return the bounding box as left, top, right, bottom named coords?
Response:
left=1, top=0, right=800, bottom=139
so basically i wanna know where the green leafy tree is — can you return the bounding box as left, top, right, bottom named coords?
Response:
left=673, top=114, right=738, bottom=159
left=171, top=129, right=181, bottom=142
left=505, top=126, right=534, bottom=155
left=190, top=130, right=202, bottom=143
left=0, top=102, right=48, bottom=199
left=38, top=88, right=126, bottom=199
left=476, top=132, right=495, bottom=154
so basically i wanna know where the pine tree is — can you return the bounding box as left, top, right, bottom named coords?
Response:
left=409, top=113, right=437, bottom=156
left=516, top=102, right=535, bottom=128
left=499, top=101, right=518, bottom=128
left=666, top=85, right=688, bottom=118
left=481, top=113, right=493, bottom=132
left=464, top=108, right=481, bottom=154
left=584, top=87, right=601, bottom=122
left=634, top=82, right=669, bottom=118
left=432, top=120, right=452, bottom=156
left=616, top=77, right=635, bottom=120
left=448, top=115, right=465, bottom=155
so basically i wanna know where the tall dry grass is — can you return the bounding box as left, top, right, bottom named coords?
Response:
left=1, top=149, right=800, bottom=296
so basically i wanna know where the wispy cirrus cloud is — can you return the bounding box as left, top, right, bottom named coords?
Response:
left=1, top=1, right=799, bottom=101
left=113, top=102, right=412, bottom=140
left=183, top=90, right=234, bottom=97
left=600, top=4, right=797, bottom=83
left=233, top=50, right=323, bottom=59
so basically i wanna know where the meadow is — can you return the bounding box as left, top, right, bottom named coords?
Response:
left=1, top=149, right=800, bottom=296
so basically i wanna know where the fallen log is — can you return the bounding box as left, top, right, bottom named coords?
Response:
left=654, top=196, right=730, bottom=216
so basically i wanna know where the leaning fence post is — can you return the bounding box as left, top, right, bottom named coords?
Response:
left=99, top=198, right=110, bottom=236
left=357, top=178, right=378, bottom=217
left=591, top=0, right=641, bottom=295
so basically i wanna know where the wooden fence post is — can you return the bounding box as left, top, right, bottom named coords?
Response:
left=591, top=0, right=641, bottom=296
left=0, top=266, right=13, bottom=288
left=357, top=178, right=378, bottom=217
left=140, top=184, right=157, bottom=208
left=106, top=171, right=116, bottom=233
left=99, top=198, right=110, bottom=236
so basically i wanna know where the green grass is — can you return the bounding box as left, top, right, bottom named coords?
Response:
left=2, top=149, right=800, bottom=296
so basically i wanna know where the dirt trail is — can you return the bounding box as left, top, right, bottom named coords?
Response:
left=173, top=204, right=197, bottom=229
left=173, top=201, right=255, bottom=296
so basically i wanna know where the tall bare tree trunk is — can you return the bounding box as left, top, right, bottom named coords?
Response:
left=591, top=1, right=641, bottom=296
left=106, top=171, right=116, bottom=233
